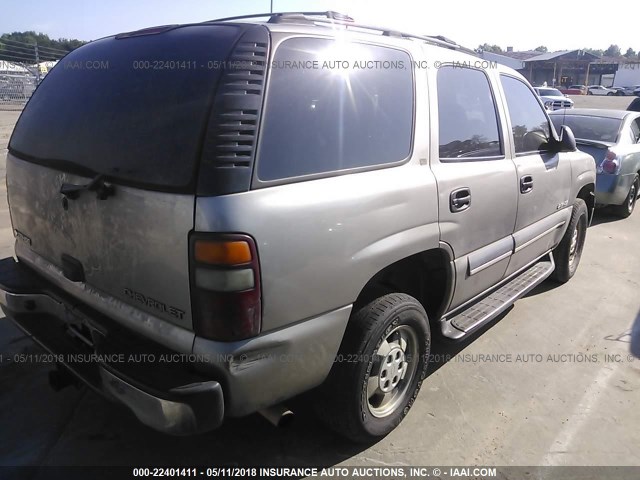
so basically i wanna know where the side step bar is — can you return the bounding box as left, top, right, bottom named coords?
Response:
left=441, top=254, right=555, bottom=339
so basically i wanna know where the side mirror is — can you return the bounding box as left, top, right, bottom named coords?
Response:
left=557, top=125, right=577, bottom=152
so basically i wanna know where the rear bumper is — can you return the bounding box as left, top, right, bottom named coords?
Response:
left=0, top=258, right=223, bottom=435
left=595, top=173, right=634, bottom=206
left=0, top=255, right=351, bottom=431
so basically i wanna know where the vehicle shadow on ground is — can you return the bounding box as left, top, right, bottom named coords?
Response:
left=590, top=208, right=625, bottom=226
left=1, top=311, right=511, bottom=469
left=3, top=372, right=371, bottom=469
left=426, top=308, right=512, bottom=376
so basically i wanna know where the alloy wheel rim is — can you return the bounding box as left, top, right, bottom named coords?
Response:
left=568, top=224, right=580, bottom=266
left=367, top=325, right=419, bottom=418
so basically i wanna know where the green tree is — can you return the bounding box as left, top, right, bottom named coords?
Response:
left=477, top=43, right=503, bottom=54
left=583, top=48, right=603, bottom=57
left=0, top=31, right=85, bottom=63
left=604, top=44, right=621, bottom=57
left=624, top=48, right=636, bottom=59
left=534, top=46, right=548, bottom=53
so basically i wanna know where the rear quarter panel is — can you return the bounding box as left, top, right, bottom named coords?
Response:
left=194, top=164, right=439, bottom=332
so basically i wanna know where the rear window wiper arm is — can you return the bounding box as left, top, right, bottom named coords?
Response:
left=60, top=174, right=115, bottom=200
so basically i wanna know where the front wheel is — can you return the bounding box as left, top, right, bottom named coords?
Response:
left=551, top=199, right=588, bottom=284
left=607, top=92, right=614, bottom=96
left=613, top=175, right=639, bottom=218
left=314, top=293, right=430, bottom=443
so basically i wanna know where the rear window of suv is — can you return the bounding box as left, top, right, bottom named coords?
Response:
left=9, top=25, right=241, bottom=191
left=256, top=37, right=413, bottom=182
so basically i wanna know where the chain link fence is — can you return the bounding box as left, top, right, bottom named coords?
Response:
left=0, top=38, right=68, bottom=110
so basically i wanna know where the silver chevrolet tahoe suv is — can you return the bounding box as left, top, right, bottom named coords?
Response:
left=0, top=12, right=596, bottom=442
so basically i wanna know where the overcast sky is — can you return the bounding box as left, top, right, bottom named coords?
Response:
left=1, top=0, right=638, bottom=53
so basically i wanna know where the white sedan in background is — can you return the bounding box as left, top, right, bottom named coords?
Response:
left=587, top=85, right=616, bottom=96
left=533, top=87, right=574, bottom=110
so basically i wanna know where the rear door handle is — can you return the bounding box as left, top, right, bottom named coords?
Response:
left=450, top=187, right=471, bottom=212
left=520, top=175, right=533, bottom=194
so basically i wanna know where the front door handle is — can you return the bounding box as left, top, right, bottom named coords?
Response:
left=450, top=187, right=471, bottom=212
left=520, top=175, right=533, bottom=194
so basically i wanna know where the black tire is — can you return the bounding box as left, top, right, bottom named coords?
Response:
left=613, top=175, right=639, bottom=218
left=314, top=293, right=430, bottom=443
left=587, top=91, right=593, bottom=95
left=551, top=198, right=588, bottom=284
left=607, top=92, right=614, bottom=96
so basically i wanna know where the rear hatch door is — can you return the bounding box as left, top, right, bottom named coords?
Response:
left=7, top=24, right=246, bottom=330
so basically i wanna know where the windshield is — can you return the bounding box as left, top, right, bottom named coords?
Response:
left=9, top=24, right=241, bottom=191
left=538, top=88, right=563, bottom=96
left=550, top=115, right=622, bottom=143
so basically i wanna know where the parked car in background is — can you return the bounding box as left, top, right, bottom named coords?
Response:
left=628, top=98, right=640, bottom=112
left=587, top=85, right=616, bottom=96
left=533, top=87, right=574, bottom=110
left=634, top=86, right=640, bottom=97
left=612, top=86, right=635, bottom=96
left=559, top=85, right=586, bottom=95
left=550, top=109, right=640, bottom=217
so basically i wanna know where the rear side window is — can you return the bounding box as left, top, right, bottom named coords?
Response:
left=630, top=118, right=640, bottom=143
left=257, top=38, right=413, bottom=182
left=437, top=66, right=502, bottom=159
left=9, top=25, right=241, bottom=190
left=500, top=75, right=552, bottom=154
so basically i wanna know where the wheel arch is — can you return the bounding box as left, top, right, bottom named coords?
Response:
left=352, top=245, right=455, bottom=325
left=576, top=182, right=595, bottom=225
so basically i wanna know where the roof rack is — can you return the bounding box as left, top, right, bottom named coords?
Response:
left=206, top=11, right=354, bottom=24
left=206, top=11, right=476, bottom=55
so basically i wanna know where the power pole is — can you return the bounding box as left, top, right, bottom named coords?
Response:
left=584, top=62, right=591, bottom=87
left=34, top=42, right=41, bottom=84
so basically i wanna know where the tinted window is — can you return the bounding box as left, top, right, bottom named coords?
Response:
left=500, top=75, right=552, bottom=154
left=257, top=38, right=412, bottom=181
left=631, top=119, right=640, bottom=143
left=10, top=25, right=241, bottom=190
left=549, top=115, right=622, bottom=143
left=437, top=66, right=502, bottom=159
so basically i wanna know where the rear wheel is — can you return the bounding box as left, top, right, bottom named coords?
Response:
left=613, top=175, right=639, bottom=218
left=551, top=198, right=588, bottom=283
left=607, top=92, right=614, bottom=96
left=314, top=293, right=430, bottom=443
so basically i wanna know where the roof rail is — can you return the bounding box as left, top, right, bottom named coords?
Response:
left=206, top=11, right=476, bottom=55
left=206, top=11, right=354, bottom=24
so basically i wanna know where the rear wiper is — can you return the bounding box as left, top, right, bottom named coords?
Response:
left=60, top=174, right=115, bottom=201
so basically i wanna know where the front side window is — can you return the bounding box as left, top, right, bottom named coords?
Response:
left=437, top=66, right=502, bottom=160
left=257, top=38, right=413, bottom=182
left=500, top=75, right=552, bottom=154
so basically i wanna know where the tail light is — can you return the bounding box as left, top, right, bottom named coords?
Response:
left=599, top=151, right=620, bottom=175
left=190, top=234, right=261, bottom=341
